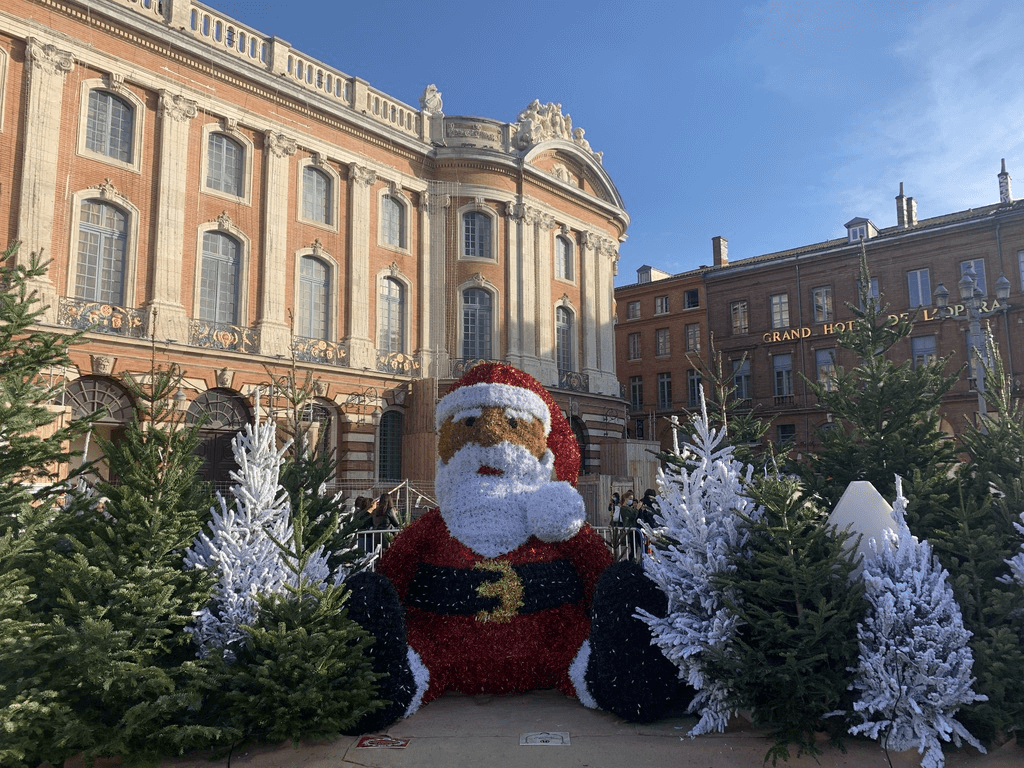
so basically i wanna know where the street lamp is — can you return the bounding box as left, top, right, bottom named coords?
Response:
left=933, top=264, right=1011, bottom=428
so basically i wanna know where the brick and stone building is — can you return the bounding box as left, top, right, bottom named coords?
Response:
left=617, top=169, right=1024, bottom=457
left=2, top=0, right=628, bottom=517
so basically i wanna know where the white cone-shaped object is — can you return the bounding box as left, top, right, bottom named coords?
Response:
left=828, top=481, right=898, bottom=571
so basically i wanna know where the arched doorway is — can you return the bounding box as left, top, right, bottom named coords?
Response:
left=64, top=375, right=134, bottom=481
left=186, top=388, right=250, bottom=485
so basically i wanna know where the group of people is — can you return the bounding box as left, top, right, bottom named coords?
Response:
left=608, top=487, right=659, bottom=529
left=354, top=491, right=402, bottom=530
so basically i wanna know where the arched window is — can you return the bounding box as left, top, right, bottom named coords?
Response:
left=64, top=376, right=134, bottom=423
left=556, top=306, right=574, bottom=372
left=301, top=398, right=337, bottom=458
left=379, top=276, right=405, bottom=354
left=186, top=389, right=250, bottom=485
left=462, top=288, right=493, bottom=360
left=463, top=211, right=492, bottom=259
left=378, top=410, right=403, bottom=481
left=76, top=199, right=128, bottom=305
left=86, top=90, right=134, bottom=163
left=302, top=166, right=332, bottom=225
left=206, top=133, right=245, bottom=196
left=381, top=195, right=405, bottom=248
left=555, top=234, right=574, bottom=280
left=297, top=255, right=329, bottom=339
left=200, top=232, right=240, bottom=324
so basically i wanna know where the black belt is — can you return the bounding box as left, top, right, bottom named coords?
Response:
left=406, top=559, right=584, bottom=623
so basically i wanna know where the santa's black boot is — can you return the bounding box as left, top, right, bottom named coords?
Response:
left=585, top=560, right=695, bottom=723
left=342, top=571, right=417, bottom=734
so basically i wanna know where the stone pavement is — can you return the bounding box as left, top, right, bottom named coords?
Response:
left=162, top=689, right=1024, bottom=768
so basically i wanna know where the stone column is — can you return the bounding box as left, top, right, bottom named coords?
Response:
left=503, top=201, right=522, bottom=364
left=147, top=91, right=197, bottom=342
left=256, top=131, right=296, bottom=356
left=18, top=38, right=74, bottom=321
left=515, top=206, right=539, bottom=376
left=534, top=209, right=557, bottom=384
left=425, top=189, right=450, bottom=376
left=415, top=192, right=440, bottom=376
left=580, top=231, right=600, bottom=382
left=344, top=163, right=377, bottom=369
left=593, top=237, right=621, bottom=396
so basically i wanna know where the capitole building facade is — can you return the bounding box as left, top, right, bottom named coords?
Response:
left=2, top=0, right=630, bottom=517
left=617, top=168, right=1024, bottom=457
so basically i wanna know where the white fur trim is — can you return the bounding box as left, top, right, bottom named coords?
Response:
left=403, top=645, right=429, bottom=719
left=525, top=480, right=585, bottom=543
left=436, top=382, right=551, bottom=434
left=569, top=640, right=598, bottom=709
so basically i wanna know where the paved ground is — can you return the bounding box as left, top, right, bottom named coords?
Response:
left=160, top=689, right=1024, bottom=768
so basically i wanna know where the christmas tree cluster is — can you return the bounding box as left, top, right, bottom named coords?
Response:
left=0, top=245, right=383, bottom=767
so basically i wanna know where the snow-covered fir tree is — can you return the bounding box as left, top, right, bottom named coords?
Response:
left=847, top=477, right=987, bottom=768
left=184, top=415, right=331, bottom=658
left=637, top=389, right=758, bottom=735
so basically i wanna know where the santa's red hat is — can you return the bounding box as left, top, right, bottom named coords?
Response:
left=436, top=363, right=581, bottom=485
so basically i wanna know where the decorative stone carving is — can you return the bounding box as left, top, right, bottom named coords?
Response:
left=511, top=99, right=603, bottom=164
left=311, top=238, right=324, bottom=256
left=222, top=116, right=238, bottom=133
left=350, top=164, right=377, bottom=187
left=550, top=163, right=571, bottom=183
left=90, top=355, right=114, bottom=375
left=216, top=367, right=232, bottom=388
left=311, top=151, right=325, bottom=167
left=389, top=261, right=401, bottom=277
left=27, top=38, right=74, bottom=76
left=419, top=84, right=443, bottom=115
left=97, top=179, right=117, bottom=199
left=470, top=272, right=486, bottom=287
left=216, top=211, right=233, bottom=231
left=106, top=72, right=124, bottom=92
left=314, top=379, right=329, bottom=397
left=266, top=131, right=297, bottom=158
left=158, top=92, right=198, bottom=122
left=560, top=294, right=572, bottom=308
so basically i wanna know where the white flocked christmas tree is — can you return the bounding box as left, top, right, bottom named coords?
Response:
left=637, top=389, right=759, bottom=736
left=1006, top=511, right=1024, bottom=589
left=846, top=476, right=987, bottom=768
left=184, top=415, right=331, bottom=659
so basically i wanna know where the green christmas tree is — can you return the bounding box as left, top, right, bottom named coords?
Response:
left=707, top=473, right=865, bottom=764
left=0, top=244, right=100, bottom=767
left=20, top=362, right=228, bottom=766
left=799, top=252, right=959, bottom=533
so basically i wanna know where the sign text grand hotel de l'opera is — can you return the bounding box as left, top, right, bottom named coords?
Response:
left=760, top=299, right=1009, bottom=344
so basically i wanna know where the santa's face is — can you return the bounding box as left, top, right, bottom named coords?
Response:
left=435, top=406, right=556, bottom=558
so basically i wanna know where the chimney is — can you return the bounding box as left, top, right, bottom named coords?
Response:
left=907, top=196, right=917, bottom=226
left=999, top=158, right=1013, bottom=203
left=712, top=235, right=728, bottom=267
left=896, top=182, right=908, bottom=229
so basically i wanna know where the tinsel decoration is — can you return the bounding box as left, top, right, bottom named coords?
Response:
left=586, top=560, right=692, bottom=723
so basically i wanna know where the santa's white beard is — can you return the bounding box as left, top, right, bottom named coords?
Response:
left=436, top=442, right=586, bottom=558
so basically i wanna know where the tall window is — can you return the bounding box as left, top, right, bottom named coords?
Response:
left=685, top=323, right=701, bottom=354
left=687, top=370, right=701, bottom=408
left=812, top=286, right=833, bottom=322
left=463, top=211, right=492, bottom=258
left=629, top=376, right=644, bottom=410
left=858, top=276, right=880, bottom=309
left=76, top=200, right=127, bottom=305
left=200, top=232, right=240, bottom=324
left=556, top=307, right=574, bottom=371
left=206, top=133, right=244, bottom=196
left=658, top=372, right=673, bottom=410
left=378, top=410, right=403, bottom=481
left=381, top=195, right=405, bottom=247
left=912, top=335, right=937, bottom=368
left=770, top=293, right=790, bottom=329
left=627, top=332, right=641, bottom=360
left=732, top=359, right=751, bottom=401
left=907, top=268, right=931, bottom=308
left=655, top=328, right=670, bottom=357
left=960, top=259, right=987, bottom=296
left=379, top=277, right=405, bottom=354
left=626, top=301, right=640, bottom=320
left=302, top=166, right=332, bottom=225
left=773, top=353, right=793, bottom=400
left=462, top=288, right=492, bottom=359
left=731, top=300, right=749, bottom=335
left=684, top=289, right=699, bottom=309
left=815, top=349, right=835, bottom=391
left=655, top=295, right=670, bottom=315
left=297, top=256, right=329, bottom=339
left=86, top=90, right=133, bottom=163
left=555, top=235, right=573, bottom=280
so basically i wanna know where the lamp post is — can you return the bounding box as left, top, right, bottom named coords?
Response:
left=933, top=264, right=1011, bottom=429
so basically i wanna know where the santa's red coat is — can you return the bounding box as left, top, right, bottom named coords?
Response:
left=375, top=509, right=613, bottom=703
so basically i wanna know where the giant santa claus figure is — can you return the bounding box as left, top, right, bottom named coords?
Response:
left=344, top=364, right=688, bottom=733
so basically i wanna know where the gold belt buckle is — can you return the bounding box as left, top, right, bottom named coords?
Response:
left=473, top=559, right=524, bottom=623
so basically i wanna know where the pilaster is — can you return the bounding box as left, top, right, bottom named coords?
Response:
left=18, top=38, right=74, bottom=321
left=257, top=130, right=297, bottom=356
left=534, top=208, right=558, bottom=385
left=147, top=91, right=198, bottom=342
left=416, top=191, right=445, bottom=377
left=344, top=163, right=377, bottom=369
left=503, top=201, right=522, bottom=362
left=580, top=230, right=600, bottom=381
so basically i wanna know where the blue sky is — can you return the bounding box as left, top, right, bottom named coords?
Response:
left=208, top=0, right=1024, bottom=286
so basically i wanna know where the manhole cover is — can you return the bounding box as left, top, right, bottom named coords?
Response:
left=520, top=731, right=571, bottom=746
left=355, top=735, right=410, bottom=749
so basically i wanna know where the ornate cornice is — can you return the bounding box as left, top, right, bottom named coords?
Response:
left=158, top=91, right=198, bottom=122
